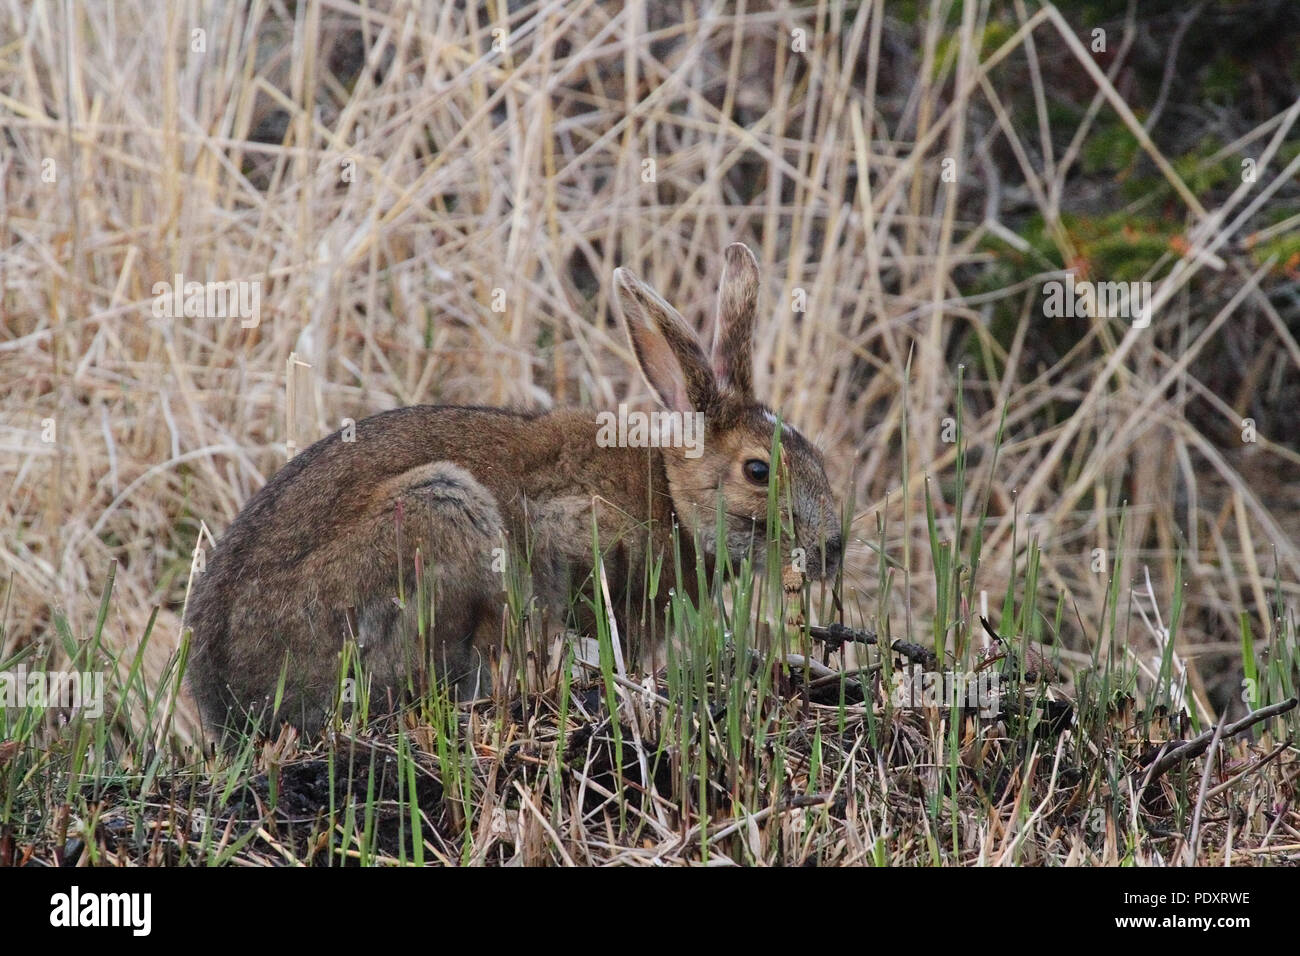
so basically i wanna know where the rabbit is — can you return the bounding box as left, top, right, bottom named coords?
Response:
left=184, top=243, right=842, bottom=741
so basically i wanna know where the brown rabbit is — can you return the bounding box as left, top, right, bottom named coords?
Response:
left=185, top=243, right=841, bottom=740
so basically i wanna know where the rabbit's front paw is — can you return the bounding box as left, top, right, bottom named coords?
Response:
left=782, top=565, right=806, bottom=628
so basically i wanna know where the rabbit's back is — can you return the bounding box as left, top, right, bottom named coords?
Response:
left=185, top=405, right=668, bottom=737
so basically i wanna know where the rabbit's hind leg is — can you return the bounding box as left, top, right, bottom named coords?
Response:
left=343, top=461, right=506, bottom=715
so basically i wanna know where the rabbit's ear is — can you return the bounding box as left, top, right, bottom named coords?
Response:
left=614, top=267, right=716, bottom=413
left=710, top=243, right=759, bottom=398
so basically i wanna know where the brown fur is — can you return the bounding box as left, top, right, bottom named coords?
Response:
left=185, top=244, right=841, bottom=741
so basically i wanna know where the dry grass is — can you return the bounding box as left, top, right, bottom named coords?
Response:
left=1, top=0, right=1298, bottom=865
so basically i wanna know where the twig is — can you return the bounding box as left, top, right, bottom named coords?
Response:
left=807, top=623, right=937, bottom=669
left=670, top=793, right=831, bottom=853
left=514, top=780, right=577, bottom=867
left=1205, top=738, right=1292, bottom=801
left=808, top=663, right=882, bottom=691
left=1187, top=713, right=1227, bottom=864
left=1137, top=697, right=1298, bottom=796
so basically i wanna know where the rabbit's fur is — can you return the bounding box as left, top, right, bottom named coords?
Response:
left=185, top=244, right=841, bottom=740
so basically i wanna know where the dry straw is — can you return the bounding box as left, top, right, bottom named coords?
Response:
left=1, top=0, right=1296, bottom=753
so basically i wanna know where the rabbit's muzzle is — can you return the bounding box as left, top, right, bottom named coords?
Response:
left=796, top=531, right=842, bottom=580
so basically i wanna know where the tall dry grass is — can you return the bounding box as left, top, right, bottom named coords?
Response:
left=1, top=0, right=1298, bottom=748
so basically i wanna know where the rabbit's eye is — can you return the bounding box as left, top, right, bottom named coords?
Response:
left=743, top=459, right=770, bottom=485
